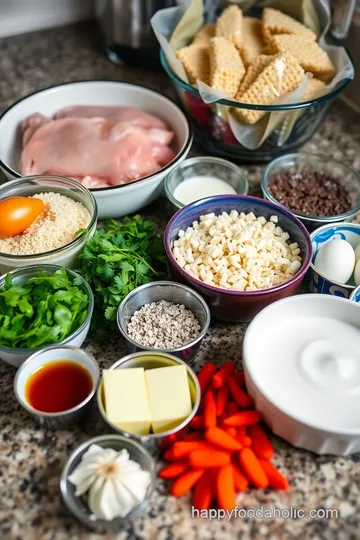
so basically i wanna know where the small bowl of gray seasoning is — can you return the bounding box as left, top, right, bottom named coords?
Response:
left=117, top=281, right=210, bottom=364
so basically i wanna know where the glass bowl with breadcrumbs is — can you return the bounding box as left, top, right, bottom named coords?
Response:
left=0, top=175, right=97, bottom=274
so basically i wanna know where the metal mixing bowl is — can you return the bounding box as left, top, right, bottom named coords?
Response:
left=117, top=281, right=210, bottom=364
left=97, top=351, right=200, bottom=449
left=14, top=346, right=100, bottom=428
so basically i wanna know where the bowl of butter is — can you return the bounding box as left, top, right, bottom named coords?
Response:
left=97, top=351, right=200, bottom=448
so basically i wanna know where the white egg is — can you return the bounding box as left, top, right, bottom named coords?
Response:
left=354, top=259, right=360, bottom=286
left=314, top=239, right=355, bottom=284
left=354, top=244, right=360, bottom=263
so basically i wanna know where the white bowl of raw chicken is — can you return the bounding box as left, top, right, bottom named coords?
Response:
left=0, top=81, right=192, bottom=219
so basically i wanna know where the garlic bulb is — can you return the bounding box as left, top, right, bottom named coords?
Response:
left=68, top=444, right=151, bottom=520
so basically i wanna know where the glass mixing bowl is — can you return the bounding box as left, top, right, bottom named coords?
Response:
left=160, top=39, right=352, bottom=164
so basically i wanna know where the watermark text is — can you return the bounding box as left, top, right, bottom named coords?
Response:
left=191, top=506, right=338, bottom=521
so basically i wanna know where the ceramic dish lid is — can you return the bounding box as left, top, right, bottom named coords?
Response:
left=244, top=294, right=360, bottom=434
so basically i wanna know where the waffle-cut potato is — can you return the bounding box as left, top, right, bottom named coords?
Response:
left=215, top=5, right=243, bottom=49
left=237, top=17, right=265, bottom=67
left=193, top=24, right=215, bottom=47
left=267, top=34, right=335, bottom=82
left=301, top=77, right=326, bottom=101
left=262, top=8, right=316, bottom=43
left=176, top=44, right=210, bottom=84
left=237, top=54, right=273, bottom=97
left=209, top=37, right=245, bottom=98
left=233, top=52, right=305, bottom=124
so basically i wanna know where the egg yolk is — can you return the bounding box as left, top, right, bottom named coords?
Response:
left=0, top=196, right=45, bottom=238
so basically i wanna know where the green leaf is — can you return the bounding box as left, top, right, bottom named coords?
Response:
left=4, top=274, right=12, bottom=289
left=99, top=253, right=126, bottom=263
left=52, top=289, right=76, bottom=304
left=26, top=325, right=62, bottom=348
left=54, top=303, right=72, bottom=327
left=9, top=314, right=26, bottom=333
left=104, top=305, right=117, bottom=321
left=76, top=214, right=168, bottom=339
left=17, top=298, right=33, bottom=316
left=74, top=227, right=88, bottom=239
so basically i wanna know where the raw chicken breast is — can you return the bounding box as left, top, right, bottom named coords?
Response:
left=19, top=106, right=176, bottom=188
left=54, top=106, right=167, bottom=130
left=21, top=113, right=50, bottom=146
left=151, top=144, right=176, bottom=166
left=79, top=176, right=111, bottom=188
left=20, top=117, right=161, bottom=185
left=147, top=128, right=174, bottom=146
left=109, top=123, right=174, bottom=147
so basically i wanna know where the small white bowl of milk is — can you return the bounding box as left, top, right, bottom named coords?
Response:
left=165, top=156, right=249, bottom=211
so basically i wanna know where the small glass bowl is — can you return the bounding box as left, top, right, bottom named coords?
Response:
left=165, top=156, right=249, bottom=212
left=0, top=175, right=98, bottom=274
left=0, top=264, right=94, bottom=368
left=262, top=153, right=360, bottom=230
left=60, top=434, right=155, bottom=532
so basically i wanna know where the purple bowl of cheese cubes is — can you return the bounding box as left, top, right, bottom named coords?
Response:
left=164, top=195, right=312, bottom=322
left=97, top=351, right=200, bottom=448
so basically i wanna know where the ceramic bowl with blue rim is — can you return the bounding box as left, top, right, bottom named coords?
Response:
left=310, top=222, right=360, bottom=298
left=350, top=285, right=360, bottom=303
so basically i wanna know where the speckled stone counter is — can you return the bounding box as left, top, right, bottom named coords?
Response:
left=1, top=22, right=360, bottom=540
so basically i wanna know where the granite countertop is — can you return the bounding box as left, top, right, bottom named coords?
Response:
left=1, top=21, right=360, bottom=540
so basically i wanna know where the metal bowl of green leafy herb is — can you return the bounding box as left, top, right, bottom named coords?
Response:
left=0, top=264, right=94, bottom=368
left=78, top=216, right=168, bottom=342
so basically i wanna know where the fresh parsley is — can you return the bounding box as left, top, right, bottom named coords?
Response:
left=78, top=215, right=168, bottom=341
left=0, top=268, right=89, bottom=349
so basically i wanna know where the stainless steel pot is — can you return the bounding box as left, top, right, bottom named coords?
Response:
left=95, top=0, right=356, bottom=66
left=95, top=0, right=179, bottom=66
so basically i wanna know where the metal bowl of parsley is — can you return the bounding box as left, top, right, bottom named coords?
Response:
left=0, top=264, right=94, bottom=368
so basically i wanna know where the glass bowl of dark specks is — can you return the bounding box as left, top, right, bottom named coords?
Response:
left=262, top=152, right=360, bottom=230
left=116, top=280, right=210, bottom=365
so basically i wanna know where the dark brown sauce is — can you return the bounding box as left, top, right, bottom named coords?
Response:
left=25, top=360, right=93, bottom=413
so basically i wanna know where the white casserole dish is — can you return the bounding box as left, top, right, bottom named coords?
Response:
left=243, top=294, right=360, bottom=456
left=0, top=81, right=192, bottom=219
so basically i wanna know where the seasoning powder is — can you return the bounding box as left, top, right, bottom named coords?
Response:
left=127, top=300, right=201, bottom=349
left=0, top=192, right=90, bottom=255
